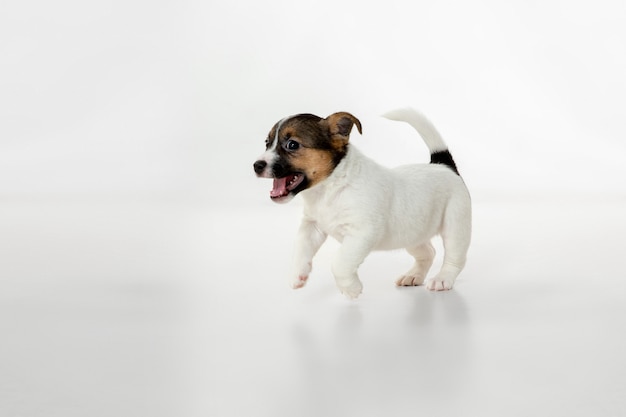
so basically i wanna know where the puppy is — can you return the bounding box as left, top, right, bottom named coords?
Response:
left=253, top=108, right=471, bottom=299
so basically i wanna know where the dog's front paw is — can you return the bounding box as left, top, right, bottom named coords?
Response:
left=338, top=279, right=363, bottom=300
left=291, top=261, right=312, bottom=289
left=425, top=276, right=455, bottom=291
left=291, top=275, right=309, bottom=289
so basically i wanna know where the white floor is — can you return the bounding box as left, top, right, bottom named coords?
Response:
left=1, top=195, right=625, bottom=417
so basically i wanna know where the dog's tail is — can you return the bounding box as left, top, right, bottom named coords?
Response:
left=383, top=107, right=459, bottom=175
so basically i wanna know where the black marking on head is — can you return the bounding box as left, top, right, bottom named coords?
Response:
left=274, top=114, right=339, bottom=153
left=430, top=150, right=460, bottom=175
left=271, top=160, right=295, bottom=178
left=283, top=114, right=351, bottom=173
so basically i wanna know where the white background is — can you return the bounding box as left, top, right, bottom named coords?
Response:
left=2, top=0, right=625, bottom=199
left=1, top=1, right=625, bottom=416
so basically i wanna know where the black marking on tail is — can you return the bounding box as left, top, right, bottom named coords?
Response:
left=430, top=150, right=460, bottom=175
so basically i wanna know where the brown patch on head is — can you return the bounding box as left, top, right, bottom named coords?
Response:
left=290, top=148, right=338, bottom=187
left=267, top=111, right=363, bottom=192
left=271, top=115, right=331, bottom=187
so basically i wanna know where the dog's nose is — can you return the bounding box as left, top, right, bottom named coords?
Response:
left=253, top=160, right=267, bottom=174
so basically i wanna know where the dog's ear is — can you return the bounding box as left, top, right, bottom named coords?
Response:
left=325, top=112, right=362, bottom=143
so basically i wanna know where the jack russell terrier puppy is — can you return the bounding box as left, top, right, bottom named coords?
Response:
left=253, top=108, right=471, bottom=299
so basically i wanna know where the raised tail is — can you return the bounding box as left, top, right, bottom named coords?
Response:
left=383, top=107, right=460, bottom=175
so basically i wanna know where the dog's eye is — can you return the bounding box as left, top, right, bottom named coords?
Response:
left=285, top=139, right=300, bottom=151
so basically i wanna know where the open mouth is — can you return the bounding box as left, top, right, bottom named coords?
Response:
left=270, top=173, right=305, bottom=200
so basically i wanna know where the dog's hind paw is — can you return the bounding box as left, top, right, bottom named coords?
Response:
left=395, top=273, right=425, bottom=287
left=424, top=277, right=454, bottom=291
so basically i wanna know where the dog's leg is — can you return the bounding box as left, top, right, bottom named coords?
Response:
left=425, top=247, right=466, bottom=291
left=291, top=218, right=327, bottom=289
left=396, top=242, right=436, bottom=286
left=425, top=197, right=471, bottom=291
left=332, top=235, right=375, bottom=299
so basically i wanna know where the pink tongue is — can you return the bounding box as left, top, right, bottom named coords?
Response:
left=271, top=177, right=288, bottom=198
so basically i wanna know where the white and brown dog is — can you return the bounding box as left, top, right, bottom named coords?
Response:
left=253, top=108, right=471, bottom=299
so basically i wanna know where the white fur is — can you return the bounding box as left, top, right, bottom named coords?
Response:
left=270, top=115, right=291, bottom=150
left=256, top=116, right=293, bottom=178
left=383, top=107, right=448, bottom=153
left=291, top=109, right=471, bottom=298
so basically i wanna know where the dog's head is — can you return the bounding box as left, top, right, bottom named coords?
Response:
left=253, top=112, right=362, bottom=203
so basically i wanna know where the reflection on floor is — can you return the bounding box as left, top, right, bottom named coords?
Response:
left=1, top=196, right=625, bottom=417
